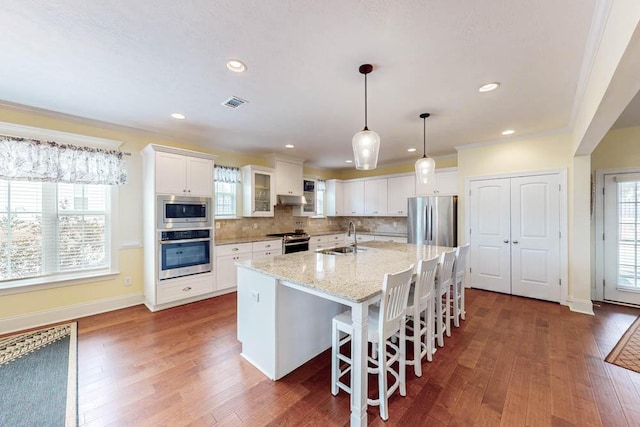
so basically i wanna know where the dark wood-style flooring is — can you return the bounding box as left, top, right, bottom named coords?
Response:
left=76, top=289, right=640, bottom=426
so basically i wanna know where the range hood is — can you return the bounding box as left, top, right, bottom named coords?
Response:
left=277, top=195, right=307, bottom=206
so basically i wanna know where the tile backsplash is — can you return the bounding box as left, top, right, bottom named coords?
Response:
left=215, top=205, right=407, bottom=240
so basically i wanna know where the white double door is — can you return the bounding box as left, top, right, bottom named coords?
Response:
left=469, top=174, right=561, bottom=302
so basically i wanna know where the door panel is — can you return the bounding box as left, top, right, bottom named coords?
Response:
left=469, top=179, right=511, bottom=294
left=510, top=175, right=560, bottom=302
left=604, top=174, right=640, bottom=305
left=469, top=174, right=561, bottom=302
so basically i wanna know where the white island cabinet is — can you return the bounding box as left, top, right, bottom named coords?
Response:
left=236, top=242, right=454, bottom=427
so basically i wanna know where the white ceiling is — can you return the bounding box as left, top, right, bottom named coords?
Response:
left=0, top=0, right=605, bottom=169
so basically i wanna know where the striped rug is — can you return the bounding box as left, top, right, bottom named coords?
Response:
left=606, top=316, right=640, bottom=374
left=0, top=322, right=77, bottom=427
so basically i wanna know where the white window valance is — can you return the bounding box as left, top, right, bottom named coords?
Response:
left=0, top=135, right=128, bottom=185
left=214, top=165, right=241, bottom=184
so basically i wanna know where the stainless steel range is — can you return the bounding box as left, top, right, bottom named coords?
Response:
left=266, top=232, right=311, bottom=254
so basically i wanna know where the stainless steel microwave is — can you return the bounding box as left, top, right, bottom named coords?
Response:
left=157, top=195, right=212, bottom=229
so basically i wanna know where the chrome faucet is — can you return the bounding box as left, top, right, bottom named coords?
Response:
left=347, top=221, right=357, bottom=250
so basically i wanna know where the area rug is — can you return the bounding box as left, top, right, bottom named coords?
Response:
left=0, top=322, right=77, bottom=427
left=606, top=316, right=640, bottom=374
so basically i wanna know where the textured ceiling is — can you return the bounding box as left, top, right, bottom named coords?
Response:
left=0, top=1, right=601, bottom=169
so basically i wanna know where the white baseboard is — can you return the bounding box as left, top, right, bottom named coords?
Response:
left=569, top=298, right=594, bottom=315
left=0, top=293, right=144, bottom=335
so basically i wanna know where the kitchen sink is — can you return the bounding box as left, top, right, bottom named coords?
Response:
left=318, top=246, right=367, bottom=255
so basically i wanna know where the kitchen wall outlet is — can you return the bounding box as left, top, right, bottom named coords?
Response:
left=393, top=221, right=397, bottom=228
left=124, top=276, right=132, bottom=286
left=251, top=291, right=260, bottom=302
left=215, top=222, right=221, bottom=229
left=252, top=223, right=258, bottom=229
left=357, top=220, right=362, bottom=226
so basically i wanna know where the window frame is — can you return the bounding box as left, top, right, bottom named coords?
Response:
left=0, top=121, right=122, bottom=295
left=214, top=181, right=240, bottom=219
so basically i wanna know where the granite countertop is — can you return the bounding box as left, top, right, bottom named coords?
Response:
left=236, top=241, right=454, bottom=303
left=216, top=230, right=407, bottom=245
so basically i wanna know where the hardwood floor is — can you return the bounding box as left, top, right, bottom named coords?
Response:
left=76, top=290, right=640, bottom=426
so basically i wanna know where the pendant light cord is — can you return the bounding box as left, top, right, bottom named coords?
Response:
left=364, top=73, right=368, bottom=130
left=422, top=116, right=427, bottom=158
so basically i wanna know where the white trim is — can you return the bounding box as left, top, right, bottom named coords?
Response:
left=569, top=298, right=595, bottom=315
left=0, top=293, right=143, bottom=335
left=144, top=143, right=217, bottom=160
left=454, top=128, right=571, bottom=152
left=568, top=0, right=614, bottom=128
left=0, top=121, right=123, bottom=149
left=593, top=167, right=640, bottom=302
left=464, top=168, right=569, bottom=306
left=0, top=271, right=120, bottom=296
left=119, top=241, right=143, bottom=249
left=143, top=288, right=235, bottom=312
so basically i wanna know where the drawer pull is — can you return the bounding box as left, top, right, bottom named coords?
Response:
left=265, top=244, right=271, bottom=248
left=232, top=248, right=239, bottom=251
left=183, top=287, right=192, bottom=292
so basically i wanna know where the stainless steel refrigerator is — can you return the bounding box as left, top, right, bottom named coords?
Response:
left=407, top=196, right=457, bottom=246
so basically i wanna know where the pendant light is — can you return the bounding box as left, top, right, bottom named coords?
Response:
left=352, top=64, right=380, bottom=170
left=415, top=113, right=436, bottom=184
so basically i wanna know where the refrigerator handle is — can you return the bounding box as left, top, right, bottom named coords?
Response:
left=429, top=205, right=434, bottom=242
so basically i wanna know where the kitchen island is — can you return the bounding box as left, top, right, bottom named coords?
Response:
left=236, top=241, right=454, bottom=427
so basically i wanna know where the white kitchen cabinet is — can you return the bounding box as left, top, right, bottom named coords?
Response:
left=364, top=179, right=388, bottom=216
left=215, top=243, right=253, bottom=291
left=241, top=165, right=275, bottom=217
left=326, top=179, right=344, bottom=217
left=374, top=235, right=408, bottom=243
left=343, top=181, right=365, bottom=216
left=252, top=239, right=283, bottom=259
left=294, top=178, right=318, bottom=217
left=416, top=168, right=458, bottom=196
left=156, top=273, right=215, bottom=305
left=155, top=151, right=213, bottom=197
left=387, top=175, right=416, bottom=216
left=274, top=159, right=303, bottom=196
left=309, top=233, right=346, bottom=252
left=354, top=234, right=376, bottom=244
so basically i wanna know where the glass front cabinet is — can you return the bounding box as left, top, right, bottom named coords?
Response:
left=241, top=165, right=275, bottom=217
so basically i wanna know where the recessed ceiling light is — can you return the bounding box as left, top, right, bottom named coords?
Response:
left=345, top=160, right=353, bottom=163
left=171, top=113, right=186, bottom=120
left=502, top=129, right=515, bottom=135
left=226, top=59, right=247, bottom=73
left=285, top=144, right=294, bottom=149
left=479, top=82, right=500, bottom=92
left=407, top=148, right=417, bottom=152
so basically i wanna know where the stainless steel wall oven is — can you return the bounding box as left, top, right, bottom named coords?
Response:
left=158, top=229, right=212, bottom=280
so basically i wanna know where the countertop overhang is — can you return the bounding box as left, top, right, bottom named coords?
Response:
left=236, top=241, right=454, bottom=303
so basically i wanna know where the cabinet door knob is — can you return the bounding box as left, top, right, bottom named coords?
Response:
left=182, top=287, right=192, bottom=292
left=513, top=240, right=519, bottom=244
left=504, top=239, right=509, bottom=243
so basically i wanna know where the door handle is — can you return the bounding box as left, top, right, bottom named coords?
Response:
left=512, top=240, right=519, bottom=244
left=504, top=239, right=509, bottom=243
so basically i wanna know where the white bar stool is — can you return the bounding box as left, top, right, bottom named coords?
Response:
left=331, top=264, right=415, bottom=421
left=435, top=250, right=456, bottom=346
left=452, top=244, right=470, bottom=327
left=405, top=256, right=439, bottom=377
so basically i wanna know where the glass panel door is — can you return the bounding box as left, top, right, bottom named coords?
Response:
left=253, top=172, right=272, bottom=214
left=604, top=173, right=640, bottom=305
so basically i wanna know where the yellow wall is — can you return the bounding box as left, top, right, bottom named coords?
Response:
left=592, top=125, right=640, bottom=170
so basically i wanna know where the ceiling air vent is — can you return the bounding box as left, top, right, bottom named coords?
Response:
left=222, top=96, right=248, bottom=109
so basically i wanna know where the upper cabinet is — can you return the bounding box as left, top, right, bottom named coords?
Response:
left=270, top=155, right=304, bottom=196
left=294, top=178, right=319, bottom=217
left=326, top=179, right=344, bottom=217
left=241, top=165, right=275, bottom=217
left=387, top=175, right=416, bottom=216
left=364, top=179, right=388, bottom=216
left=152, top=148, right=214, bottom=197
left=343, top=181, right=365, bottom=216
left=415, top=168, right=458, bottom=196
